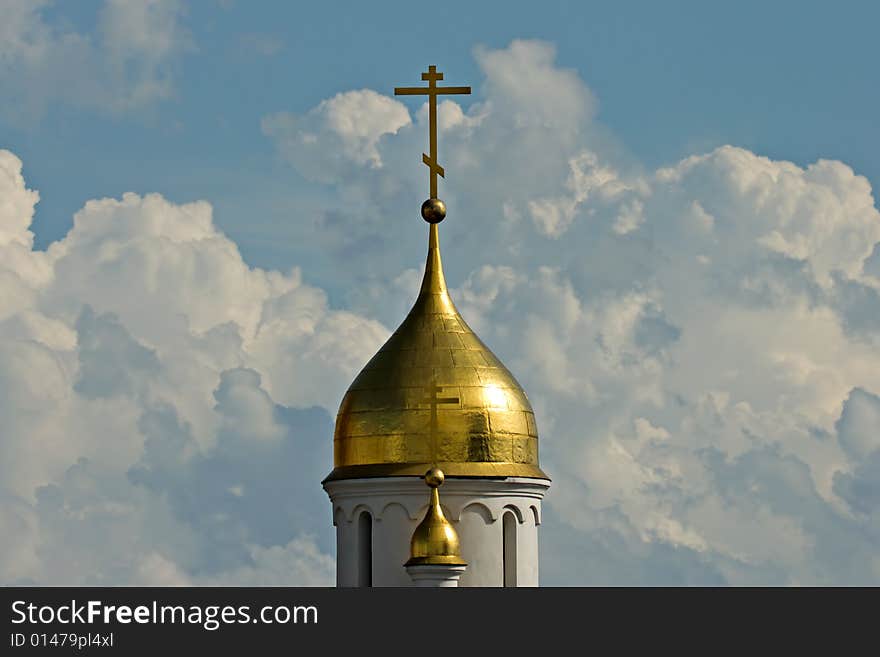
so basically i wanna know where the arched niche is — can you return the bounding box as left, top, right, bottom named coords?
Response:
left=460, top=501, right=493, bottom=525
left=357, top=511, right=372, bottom=588
left=502, top=511, right=517, bottom=587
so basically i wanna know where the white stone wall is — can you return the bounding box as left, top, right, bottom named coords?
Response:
left=323, top=477, right=550, bottom=587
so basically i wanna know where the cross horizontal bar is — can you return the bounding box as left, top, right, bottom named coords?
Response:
left=394, top=86, right=472, bottom=95
left=422, top=153, right=445, bottom=177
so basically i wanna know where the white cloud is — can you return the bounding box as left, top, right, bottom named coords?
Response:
left=202, top=538, right=334, bottom=586
left=0, top=0, right=191, bottom=119
left=657, top=148, right=880, bottom=289
left=835, top=388, right=880, bottom=461
left=474, top=39, right=595, bottom=133
left=0, top=152, right=53, bottom=323
left=455, top=145, right=880, bottom=582
left=262, top=90, right=412, bottom=183
left=528, top=150, right=632, bottom=237
left=0, top=149, right=386, bottom=584
left=0, top=150, right=40, bottom=249
left=612, top=199, right=645, bottom=236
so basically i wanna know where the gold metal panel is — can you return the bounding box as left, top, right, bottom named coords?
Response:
left=474, top=367, right=519, bottom=388
left=405, top=434, right=432, bottom=462
left=457, top=386, right=489, bottom=410
left=384, top=434, right=407, bottom=462
left=432, top=331, right=462, bottom=349
left=347, top=366, right=392, bottom=391
left=512, top=436, right=530, bottom=463
left=526, top=411, right=538, bottom=437
left=422, top=295, right=442, bottom=315
left=490, top=436, right=515, bottom=462
left=480, top=350, right=508, bottom=370
left=450, top=349, right=487, bottom=368
left=439, top=408, right=490, bottom=436
left=344, top=411, right=403, bottom=437
left=437, top=434, right=469, bottom=461
left=464, top=435, right=515, bottom=462
left=409, top=348, right=432, bottom=367
left=344, top=388, right=406, bottom=412
left=361, top=436, right=388, bottom=462
left=403, top=387, right=429, bottom=409
left=431, top=366, right=481, bottom=387
left=433, top=294, right=458, bottom=315
left=430, top=349, right=456, bottom=368
left=504, top=388, right=532, bottom=413
left=339, top=436, right=358, bottom=463
left=402, top=409, right=433, bottom=435
left=457, top=332, right=487, bottom=351
left=488, top=409, right=529, bottom=436
left=382, top=366, right=434, bottom=390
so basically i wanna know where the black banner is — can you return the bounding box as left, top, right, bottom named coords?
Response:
left=0, top=586, right=860, bottom=653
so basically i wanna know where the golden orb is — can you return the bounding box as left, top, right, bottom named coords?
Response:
left=425, top=467, right=444, bottom=488
left=421, top=198, right=446, bottom=223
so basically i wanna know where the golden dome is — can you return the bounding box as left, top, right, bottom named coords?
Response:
left=325, top=221, right=548, bottom=481
left=405, top=468, right=466, bottom=566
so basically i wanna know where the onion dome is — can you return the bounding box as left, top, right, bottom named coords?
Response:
left=325, top=219, right=548, bottom=481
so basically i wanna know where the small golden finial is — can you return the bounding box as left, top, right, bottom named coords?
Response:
left=395, top=65, right=470, bottom=223
left=405, top=468, right=466, bottom=566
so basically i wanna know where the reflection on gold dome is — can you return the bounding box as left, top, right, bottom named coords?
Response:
left=325, top=221, right=547, bottom=481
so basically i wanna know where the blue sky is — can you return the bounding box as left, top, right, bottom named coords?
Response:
left=12, top=1, right=880, bottom=276
left=2, top=1, right=880, bottom=585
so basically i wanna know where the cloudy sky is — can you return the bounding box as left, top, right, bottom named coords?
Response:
left=2, top=0, right=880, bottom=585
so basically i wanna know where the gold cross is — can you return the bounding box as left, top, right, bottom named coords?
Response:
left=395, top=65, right=471, bottom=199
left=422, top=381, right=460, bottom=464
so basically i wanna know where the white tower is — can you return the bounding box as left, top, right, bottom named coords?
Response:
left=322, top=65, right=550, bottom=587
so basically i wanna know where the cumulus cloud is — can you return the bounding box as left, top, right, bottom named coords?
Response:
left=0, top=0, right=191, bottom=120
left=0, top=149, right=387, bottom=584
left=475, top=39, right=595, bottom=134
left=262, top=39, right=880, bottom=584
left=262, top=90, right=412, bottom=183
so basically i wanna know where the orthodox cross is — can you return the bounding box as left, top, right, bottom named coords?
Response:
left=422, top=380, right=460, bottom=463
left=395, top=65, right=471, bottom=200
